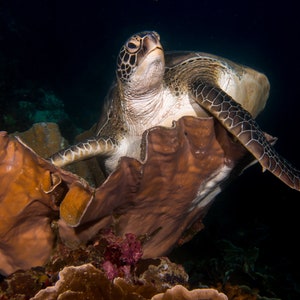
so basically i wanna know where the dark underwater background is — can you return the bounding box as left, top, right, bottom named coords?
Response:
left=1, top=0, right=300, bottom=298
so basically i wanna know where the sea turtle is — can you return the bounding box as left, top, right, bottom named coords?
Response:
left=49, top=31, right=300, bottom=191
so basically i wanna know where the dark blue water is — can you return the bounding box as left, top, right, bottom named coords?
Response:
left=1, top=0, right=300, bottom=298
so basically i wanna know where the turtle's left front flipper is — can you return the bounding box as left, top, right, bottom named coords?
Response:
left=48, top=136, right=118, bottom=168
left=191, top=81, right=300, bottom=191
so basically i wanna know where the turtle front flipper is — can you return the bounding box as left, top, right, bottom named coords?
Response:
left=48, top=136, right=117, bottom=168
left=191, top=81, right=300, bottom=191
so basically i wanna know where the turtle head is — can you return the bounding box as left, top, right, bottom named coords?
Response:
left=117, top=31, right=165, bottom=95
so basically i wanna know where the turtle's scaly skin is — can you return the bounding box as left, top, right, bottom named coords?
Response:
left=49, top=31, right=300, bottom=191
left=191, top=82, right=300, bottom=190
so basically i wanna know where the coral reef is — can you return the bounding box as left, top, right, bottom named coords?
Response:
left=0, top=116, right=258, bottom=276
left=0, top=268, right=50, bottom=299
left=0, top=83, right=80, bottom=141
left=0, top=231, right=227, bottom=299
left=100, top=229, right=143, bottom=280
left=0, top=129, right=93, bottom=276
left=0, top=131, right=59, bottom=276
left=58, top=116, right=257, bottom=260
left=16, top=88, right=67, bottom=124
left=152, top=285, right=228, bottom=300
left=31, top=263, right=227, bottom=300
left=0, top=117, right=278, bottom=298
left=13, top=122, right=68, bottom=158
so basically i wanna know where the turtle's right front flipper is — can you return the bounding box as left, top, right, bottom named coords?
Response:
left=191, top=81, right=300, bottom=191
left=48, top=136, right=117, bottom=168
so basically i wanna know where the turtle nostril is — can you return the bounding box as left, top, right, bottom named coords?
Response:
left=151, top=32, right=158, bottom=40
left=148, top=32, right=158, bottom=42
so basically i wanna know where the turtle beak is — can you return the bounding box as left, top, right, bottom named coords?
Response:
left=142, top=32, right=163, bottom=55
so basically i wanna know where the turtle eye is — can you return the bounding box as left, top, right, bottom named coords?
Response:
left=127, top=42, right=137, bottom=49
left=126, top=39, right=140, bottom=53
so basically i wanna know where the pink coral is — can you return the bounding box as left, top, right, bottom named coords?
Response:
left=101, top=230, right=143, bottom=280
